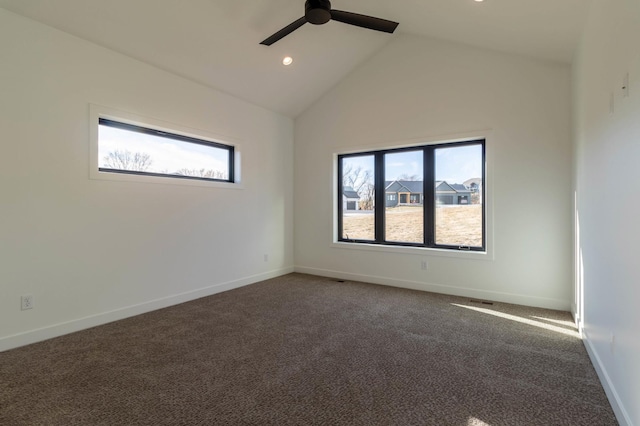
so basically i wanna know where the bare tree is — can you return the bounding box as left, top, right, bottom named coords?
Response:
left=359, top=182, right=375, bottom=210
left=175, top=168, right=227, bottom=180
left=103, top=150, right=152, bottom=171
left=343, top=164, right=375, bottom=210
left=342, top=164, right=373, bottom=193
left=467, top=181, right=481, bottom=204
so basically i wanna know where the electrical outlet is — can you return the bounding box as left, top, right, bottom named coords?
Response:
left=264, top=254, right=269, bottom=262
left=420, top=259, right=428, bottom=270
left=21, top=295, right=34, bottom=310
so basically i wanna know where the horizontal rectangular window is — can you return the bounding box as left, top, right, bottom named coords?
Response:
left=97, top=118, right=234, bottom=183
left=338, top=139, right=485, bottom=252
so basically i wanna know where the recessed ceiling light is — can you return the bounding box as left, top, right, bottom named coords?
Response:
left=282, top=56, right=293, bottom=66
left=474, top=0, right=484, bottom=2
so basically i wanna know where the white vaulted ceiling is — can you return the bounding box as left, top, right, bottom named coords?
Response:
left=0, top=0, right=589, bottom=117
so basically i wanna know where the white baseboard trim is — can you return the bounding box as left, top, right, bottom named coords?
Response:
left=295, top=266, right=570, bottom=311
left=582, top=330, right=633, bottom=426
left=0, top=267, right=294, bottom=353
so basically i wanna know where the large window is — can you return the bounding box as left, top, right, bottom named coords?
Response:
left=97, top=118, right=234, bottom=183
left=338, top=140, right=485, bottom=252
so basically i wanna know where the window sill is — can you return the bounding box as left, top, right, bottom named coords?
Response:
left=90, top=169, right=244, bottom=189
left=330, top=241, right=494, bottom=261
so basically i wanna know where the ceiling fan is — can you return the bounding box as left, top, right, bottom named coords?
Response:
left=260, top=0, right=399, bottom=46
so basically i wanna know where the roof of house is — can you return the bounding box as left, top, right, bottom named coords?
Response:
left=385, top=180, right=423, bottom=193
left=343, top=186, right=360, bottom=199
left=386, top=180, right=471, bottom=194
left=450, top=184, right=470, bottom=192
left=435, top=181, right=455, bottom=192
left=463, top=178, right=482, bottom=188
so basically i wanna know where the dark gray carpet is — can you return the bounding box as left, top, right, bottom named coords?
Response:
left=0, top=273, right=617, bottom=425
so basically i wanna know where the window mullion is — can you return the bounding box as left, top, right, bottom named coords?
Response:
left=374, top=152, right=386, bottom=243
left=424, top=148, right=435, bottom=247
left=337, top=157, right=344, bottom=240
left=481, top=143, right=486, bottom=251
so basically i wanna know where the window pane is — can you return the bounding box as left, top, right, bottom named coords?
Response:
left=435, top=144, right=483, bottom=247
left=341, top=155, right=375, bottom=240
left=384, top=151, right=423, bottom=244
left=98, top=121, right=231, bottom=181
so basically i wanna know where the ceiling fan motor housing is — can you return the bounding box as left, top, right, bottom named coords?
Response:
left=305, top=0, right=332, bottom=25
left=260, top=0, right=398, bottom=46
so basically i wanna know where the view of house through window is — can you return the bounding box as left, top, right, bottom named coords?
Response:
left=98, top=118, right=234, bottom=182
left=385, top=150, right=424, bottom=244
left=338, top=140, right=485, bottom=251
left=435, top=144, right=483, bottom=247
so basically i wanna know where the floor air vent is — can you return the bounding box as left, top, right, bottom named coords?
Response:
left=470, top=299, right=494, bottom=305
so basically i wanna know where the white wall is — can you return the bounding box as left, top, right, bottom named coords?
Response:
left=0, top=9, right=294, bottom=351
left=572, top=1, right=640, bottom=424
left=295, top=34, right=573, bottom=310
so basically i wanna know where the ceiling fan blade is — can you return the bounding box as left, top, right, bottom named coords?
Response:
left=260, top=17, right=307, bottom=46
left=330, top=10, right=399, bottom=34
